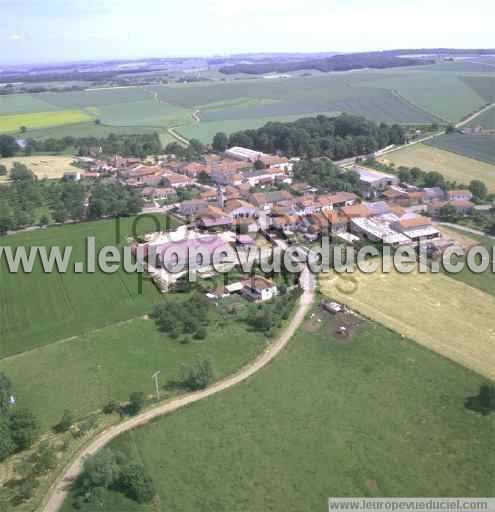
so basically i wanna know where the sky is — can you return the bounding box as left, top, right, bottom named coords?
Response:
left=1, top=0, right=494, bottom=65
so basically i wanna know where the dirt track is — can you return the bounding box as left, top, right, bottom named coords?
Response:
left=41, top=268, right=316, bottom=512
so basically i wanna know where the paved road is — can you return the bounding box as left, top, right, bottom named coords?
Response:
left=41, top=267, right=316, bottom=512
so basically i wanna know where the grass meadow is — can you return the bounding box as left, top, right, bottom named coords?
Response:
left=320, top=264, right=495, bottom=381
left=62, top=314, right=495, bottom=512
left=378, top=143, right=495, bottom=190
left=0, top=313, right=268, bottom=431
left=0, top=215, right=175, bottom=359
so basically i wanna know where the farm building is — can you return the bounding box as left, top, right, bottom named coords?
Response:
left=225, top=146, right=266, bottom=162
left=351, top=165, right=399, bottom=198
left=242, top=276, right=278, bottom=302
left=350, top=217, right=410, bottom=246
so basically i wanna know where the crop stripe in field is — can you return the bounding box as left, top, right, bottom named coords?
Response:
left=389, top=88, right=449, bottom=124
left=424, top=137, right=495, bottom=167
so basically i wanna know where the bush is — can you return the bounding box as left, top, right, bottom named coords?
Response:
left=193, top=326, right=207, bottom=340
left=118, top=463, right=156, bottom=503
left=0, top=416, right=16, bottom=462
left=33, top=441, right=57, bottom=475
left=180, top=359, right=215, bottom=390
left=102, top=400, right=120, bottom=415
left=10, top=409, right=39, bottom=451
left=54, top=409, right=73, bottom=433
left=128, top=392, right=145, bottom=416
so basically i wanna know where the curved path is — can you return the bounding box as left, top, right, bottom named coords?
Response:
left=42, top=268, right=316, bottom=512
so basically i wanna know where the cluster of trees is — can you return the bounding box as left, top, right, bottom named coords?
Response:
left=219, top=53, right=430, bottom=75
left=293, top=158, right=360, bottom=193
left=27, top=132, right=162, bottom=158
left=150, top=293, right=210, bottom=341
left=0, top=135, right=19, bottom=157
left=3, top=132, right=162, bottom=159
left=0, top=163, right=143, bottom=234
left=164, top=138, right=205, bottom=161
left=465, top=384, right=495, bottom=416
left=87, top=182, right=143, bottom=220
left=0, top=373, right=40, bottom=463
left=179, top=359, right=215, bottom=391
left=213, top=114, right=406, bottom=159
left=73, top=448, right=156, bottom=508
left=246, top=287, right=299, bottom=336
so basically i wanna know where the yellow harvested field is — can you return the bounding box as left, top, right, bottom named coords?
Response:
left=379, top=143, right=495, bottom=191
left=0, top=155, right=79, bottom=182
left=320, top=264, right=495, bottom=381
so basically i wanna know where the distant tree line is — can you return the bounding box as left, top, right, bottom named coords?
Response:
left=213, top=114, right=406, bottom=159
left=219, top=53, right=431, bottom=75
left=0, top=163, right=143, bottom=234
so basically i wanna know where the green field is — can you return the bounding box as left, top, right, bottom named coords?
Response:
left=360, top=71, right=486, bottom=123
left=0, top=63, right=493, bottom=144
left=0, top=216, right=175, bottom=359
left=0, top=313, right=267, bottom=431
left=467, top=105, right=495, bottom=129
left=425, top=133, right=495, bottom=165
left=0, top=110, right=93, bottom=133
left=62, top=317, right=495, bottom=512
left=378, top=142, right=495, bottom=190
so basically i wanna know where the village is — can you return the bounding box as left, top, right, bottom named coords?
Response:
left=67, top=143, right=480, bottom=300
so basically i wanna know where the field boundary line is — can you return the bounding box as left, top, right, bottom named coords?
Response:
left=0, top=315, right=148, bottom=364
left=41, top=268, right=315, bottom=512
left=423, top=137, right=495, bottom=167
left=455, top=102, right=495, bottom=128
left=389, top=88, right=449, bottom=124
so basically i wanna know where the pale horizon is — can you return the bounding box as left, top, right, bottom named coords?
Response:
left=1, top=0, right=494, bottom=65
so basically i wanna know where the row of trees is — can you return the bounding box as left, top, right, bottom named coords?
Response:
left=212, top=114, right=406, bottom=159
left=1, top=132, right=163, bottom=159
left=0, top=163, right=143, bottom=234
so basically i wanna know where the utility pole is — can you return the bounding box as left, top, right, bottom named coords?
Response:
left=152, top=371, right=161, bottom=401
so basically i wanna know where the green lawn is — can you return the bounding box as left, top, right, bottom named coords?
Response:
left=0, top=215, right=176, bottom=359
left=62, top=315, right=495, bottom=512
